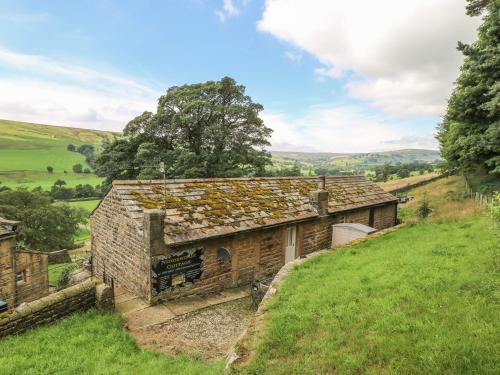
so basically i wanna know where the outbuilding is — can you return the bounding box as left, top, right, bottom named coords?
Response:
left=91, top=176, right=398, bottom=303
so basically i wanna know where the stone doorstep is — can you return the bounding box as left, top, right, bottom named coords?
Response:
left=122, top=285, right=251, bottom=331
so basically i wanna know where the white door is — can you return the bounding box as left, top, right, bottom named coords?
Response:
left=285, top=226, right=296, bottom=263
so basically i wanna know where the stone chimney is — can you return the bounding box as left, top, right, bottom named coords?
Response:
left=143, top=209, right=166, bottom=256
left=310, top=176, right=329, bottom=216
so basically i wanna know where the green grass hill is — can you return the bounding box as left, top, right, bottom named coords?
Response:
left=0, top=119, right=115, bottom=190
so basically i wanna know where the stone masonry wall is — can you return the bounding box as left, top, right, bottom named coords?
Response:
left=150, top=203, right=397, bottom=301
left=0, top=236, right=15, bottom=308
left=91, top=189, right=151, bottom=301
left=373, top=203, right=397, bottom=229
left=15, top=250, right=49, bottom=304
left=0, top=280, right=97, bottom=339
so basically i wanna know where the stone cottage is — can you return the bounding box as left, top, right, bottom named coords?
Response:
left=0, top=218, right=49, bottom=310
left=91, top=176, right=398, bottom=304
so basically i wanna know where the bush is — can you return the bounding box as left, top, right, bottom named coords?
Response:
left=67, top=144, right=76, bottom=152
left=56, top=264, right=79, bottom=290
left=72, top=164, right=83, bottom=173
left=83, top=168, right=91, bottom=174
left=488, top=192, right=500, bottom=222
left=416, top=195, right=432, bottom=219
left=47, top=166, right=53, bottom=173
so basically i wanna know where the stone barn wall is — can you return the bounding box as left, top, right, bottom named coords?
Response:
left=91, top=189, right=151, bottom=301
left=0, top=235, right=16, bottom=308
left=15, top=250, right=49, bottom=304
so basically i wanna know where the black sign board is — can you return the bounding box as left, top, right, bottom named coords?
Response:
left=151, top=248, right=204, bottom=295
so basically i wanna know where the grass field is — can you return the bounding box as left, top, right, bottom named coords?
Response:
left=0, top=311, right=223, bottom=375
left=0, top=119, right=114, bottom=189
left=68, top=199, right=101, bottom=212
left=239, top=177, right=499, bottom=374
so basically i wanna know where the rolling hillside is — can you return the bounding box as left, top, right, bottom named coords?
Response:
left=0, top=119, right=115, bottom=189
left=271, top=149, right=441, bottom=172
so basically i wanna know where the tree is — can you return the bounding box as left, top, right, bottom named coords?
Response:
left=72, top=164, right=83, bottom=173
left=0, top=189, right=86, bottom=250
left=95, top=77, right=273, bottom=184
left=54, top=179, right=66, bottom=187
left=437, top=0, right=500, bottom=176
left=47, top=166, right=54, bottom=173
left=67, top=144, right=76, bottom=152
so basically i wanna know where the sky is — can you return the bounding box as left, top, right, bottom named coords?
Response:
left=0, top=0, right=481, bottom=153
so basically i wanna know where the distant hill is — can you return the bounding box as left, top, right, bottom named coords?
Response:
left=0, top=119, right=116, bottom=189
left=0, top=119, right=441, bottom=189
left=271, top=149, right=441, bottom=171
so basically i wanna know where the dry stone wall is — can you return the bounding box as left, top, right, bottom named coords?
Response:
left=0, top=280, right=98, bottom=339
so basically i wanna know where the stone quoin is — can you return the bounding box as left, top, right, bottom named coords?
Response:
left=91, top=176, right=398, bottom=304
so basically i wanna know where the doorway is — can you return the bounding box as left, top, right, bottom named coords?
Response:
left=285, top=226, right=296, bottom=263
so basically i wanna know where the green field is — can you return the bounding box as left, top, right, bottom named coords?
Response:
left=0, top=311, right=222, bottom=375
left=68, top=199, right=101, bottom=213
left=237, top=177, right=499, bottom=374
left=0, top=119, right=114, bottom=189
left=270, top=149, right=441, bottom=174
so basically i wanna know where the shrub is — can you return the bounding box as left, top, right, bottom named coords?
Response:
left=488, top=192, right=500, bottom=222
left=72, top=164, right=83, bottom=173
left=416, top=194, right=432, bottom=219
left=67, top=144, right=76, bottom=152
left=47, top=166, right=53, bottom=173
left=83, top=168, right=91, bottom=174
left=56, top=264, right=79, bottom=290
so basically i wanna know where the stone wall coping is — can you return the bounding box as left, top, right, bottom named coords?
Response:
left=0, top=280, right=96, bottom=325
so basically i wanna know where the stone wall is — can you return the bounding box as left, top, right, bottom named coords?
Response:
left=48, top=249, right=72, bottom=264
left=373, top=203, right=397, bottom=229
left=91, top=189, right=151, bottom=301
left=0, top=235, right=15, bottom=308
left=151, top=203, right=397, bottom=302
left=0, top=280, right=96, bottom=339
left=15, top=250, right=49, bottom=304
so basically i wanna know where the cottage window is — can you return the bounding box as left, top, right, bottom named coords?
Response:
left=340, top=216, right=346, bottom=223
left=16, top=270, right=26, bottom=283
left=217, top=247, right=231, bottom=262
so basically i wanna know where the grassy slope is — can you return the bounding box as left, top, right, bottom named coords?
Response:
left=242, top=177, right=499, bottom=374
left=0, top=311, right=222, bottom=375
left=0, top=119, right=114, bottom=189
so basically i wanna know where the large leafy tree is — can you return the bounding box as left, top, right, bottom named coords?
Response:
left=95, top=77, right=273, bottom=184
left=437, top=0, right=499, bottom=175
left=0, top=189, right=86, bottom=251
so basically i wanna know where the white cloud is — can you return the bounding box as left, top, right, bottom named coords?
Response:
left=215, top=0, right=241, bottom=22
left=285, top=50, right=302, bottom=63
left=258, top=0, right=480, bottom=117
left=0, top=48, right=160, bottom=131
left=382, top=135, right=438, bottom=150
left=260, top=105, right=426, bottom=153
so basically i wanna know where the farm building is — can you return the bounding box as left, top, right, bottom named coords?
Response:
left=91, top=176, right=398, bottom=304
left=0, top=218, right=49, bottom=311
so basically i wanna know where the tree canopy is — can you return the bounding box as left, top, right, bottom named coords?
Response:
left=0, top=189, right=86, bottom=251
left=95, top=77, right=273, bottom=184
left=437, top=0, right=499, bottom=176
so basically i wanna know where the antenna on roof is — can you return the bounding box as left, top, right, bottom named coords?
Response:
left=159, top=162, right=167, bottom=213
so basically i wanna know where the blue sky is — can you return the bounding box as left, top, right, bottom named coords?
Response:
left=0, top=0, right=480, bottom=152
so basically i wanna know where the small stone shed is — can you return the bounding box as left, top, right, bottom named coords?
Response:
left=0, top=218, right=49, bottom=310
left=91, top=176, right=398, bottom=303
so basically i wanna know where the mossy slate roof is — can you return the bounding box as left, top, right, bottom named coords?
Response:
left=111, top=176, right=397, bottom=245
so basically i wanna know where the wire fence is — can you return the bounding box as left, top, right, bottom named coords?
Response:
left=464, top=177, right=493, bottom=208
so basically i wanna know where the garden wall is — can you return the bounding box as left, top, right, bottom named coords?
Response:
left=0, top=280, right=113, bottom=339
